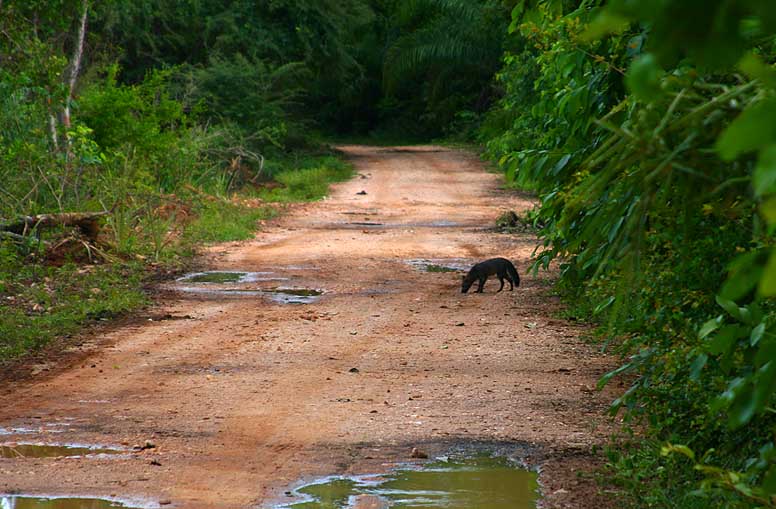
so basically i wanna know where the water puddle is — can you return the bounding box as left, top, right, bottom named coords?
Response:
left=0, top=443, right=124, bottom=459
left=0, top=421, right=74, bottom=436
left=335, top=221, right=466, bottom=230
left=264, top=288, right=323, bottom=305
left=0, top=495, right=146, bottom=508
left=279, top=455, right=538, bottom=509
left=0, top=428, right=40, bottom=436
left=172, top=286, right=323, bottom=304
left=424, top=265, right=459, bottom=273
left=347, top=222, right=385, bottom=227
left=417, top=220, right=464, bottom=228
left=177, top=271, right=284, bottom=284
left=170, top=271, right=322, bottom=304
left=406, top=259, right=470, bottom=273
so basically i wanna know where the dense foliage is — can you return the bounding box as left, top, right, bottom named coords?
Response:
left=483, top=0, right=776, bottom=506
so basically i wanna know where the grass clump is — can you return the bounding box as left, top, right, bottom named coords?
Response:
left=185, top=200, right=277, bottom=244
left=0, top=249, right=147, bottom=362
left=258, top=156, right=354, bottom=202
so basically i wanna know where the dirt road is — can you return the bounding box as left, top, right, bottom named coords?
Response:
left=0, top=146, right=620, bottom=508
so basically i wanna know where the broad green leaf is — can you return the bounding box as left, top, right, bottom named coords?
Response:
left=761, top=198, right=776, bottom=225
left=626, top=54, right=664, bottom=102
left=754, top=144, right=776, bottom=197
left=508, top=1, right=527, bottom=33
left=714, top=377, right=746, bottom=412
left=733, top=482, right=754, bottom=497
left=699, top=316, right=723, bottom=339
left=720, top=252, right=764, bottom=301
left=753, top=362, right=776, bottom=410
left=661, top=443, right=695, bottom=461
left=715, top=296, right=745, bottom=321
left=760, top=249, right=776, bottom=297
left=707, top=325, right=749, bottom=355
left=762, top=464, right=776, bottom=495
left=729, top=363, right=776, bottom=429
left=728, top=382, right=756, bottom=429
left=582, top=10, right=629, bottom=41
left=756, top=336, right=776, bottom=367
left=552, top=154, right=572, bottom=175
left=750, top=323, right=766, bottom=347
left=717, top=98, right=776, bottom=161
left=689, top=353, right=708, bottom=381
left=593, top=295, right=615, bottom=315
left=598, top=361, right=632, bottom=389
left=739, top=53, right=776, bottom=89
left=608, top=216, right=625, bottom=243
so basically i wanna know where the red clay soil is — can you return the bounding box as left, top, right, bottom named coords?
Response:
left=0, top=146, right=623, bottom=508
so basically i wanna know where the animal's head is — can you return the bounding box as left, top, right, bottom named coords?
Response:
left=461, top=274, right=475, bottom=293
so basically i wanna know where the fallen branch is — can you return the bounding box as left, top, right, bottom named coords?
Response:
left=0, top=211, right=109, bottom=241
left=0, top=231, right=32, bottom=243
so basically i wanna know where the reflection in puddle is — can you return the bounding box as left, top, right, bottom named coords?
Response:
left=172, top=272, right=322, bottom=304
left=0, top=496, right=137, bottom=509
left=0, top=422, right=73, bottom=436
left=424, top=264, right=459, bottom=273
left=0, top=443, right=123, bottom=459
left=0, top=428, right=39, bottom=436
left=177, top=271, right=284, bottom=284
left=171, top=284, right=323, bottom=305
left=335, top=221, right=466, bottom=230
left=280, top=455, right=538, bottom=509
left=263, top=288, right=323, bottom=305
left=406, top=259, right=470, bottom=273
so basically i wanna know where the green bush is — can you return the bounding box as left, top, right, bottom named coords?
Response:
left=482, top=1, right=776, bottom=506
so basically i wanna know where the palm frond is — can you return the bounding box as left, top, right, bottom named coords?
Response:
left=383, top=13, right=498, bottom=92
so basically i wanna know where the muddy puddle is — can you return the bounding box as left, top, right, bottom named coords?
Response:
left=0, top=443, right=124, bottom=459
left=264, top=289, right=323, bottom=305
left=0, top=421, right=75, bottom=436
left=177, top=271, right=286, bottom=284
left=278, top=455, right=538, bottom=509
left=406, top=259, right=470, bottom=273
left=172, top=286, right=323, bottom=304
left=171, top=272, right=323, bottom=304
left=0, top=495, right=145, bottom=508
left=335, top=221, right=467, bottom=230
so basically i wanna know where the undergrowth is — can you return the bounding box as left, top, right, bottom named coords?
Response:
left=483, top=2, right=776, bottom=506
left=0, top=154, right=353, bottom=365
left=258, top=156, right=354, bottom=202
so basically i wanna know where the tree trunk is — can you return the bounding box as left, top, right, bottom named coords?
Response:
left=63, top=0, right=88, bottom=131
left=48, top=114, right=60, bottom=151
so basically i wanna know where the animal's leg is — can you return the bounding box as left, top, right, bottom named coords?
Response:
left=477, top=277, right=486, bottom=293
left=497, top=276, right=504, bottom=292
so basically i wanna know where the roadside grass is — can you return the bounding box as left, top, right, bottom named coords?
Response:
left=0, top=258, right=147, bottom=362
left=0, top=154, right=354, bottom=366
left=185, top=200, right=278, bottom=244
left=258, top=156, right=354, bottom=202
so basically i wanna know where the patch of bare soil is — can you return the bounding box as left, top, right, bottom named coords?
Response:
left=0, top=146, right=621, bottom=508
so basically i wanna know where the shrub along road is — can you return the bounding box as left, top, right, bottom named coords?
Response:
left=0, top=146, right=621, bottom=508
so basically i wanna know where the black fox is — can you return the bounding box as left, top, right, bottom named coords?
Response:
left=461, top=257, right=520, bottom=293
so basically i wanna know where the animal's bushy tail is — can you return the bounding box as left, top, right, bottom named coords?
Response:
left=508, top=262, right=520, bottom=287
